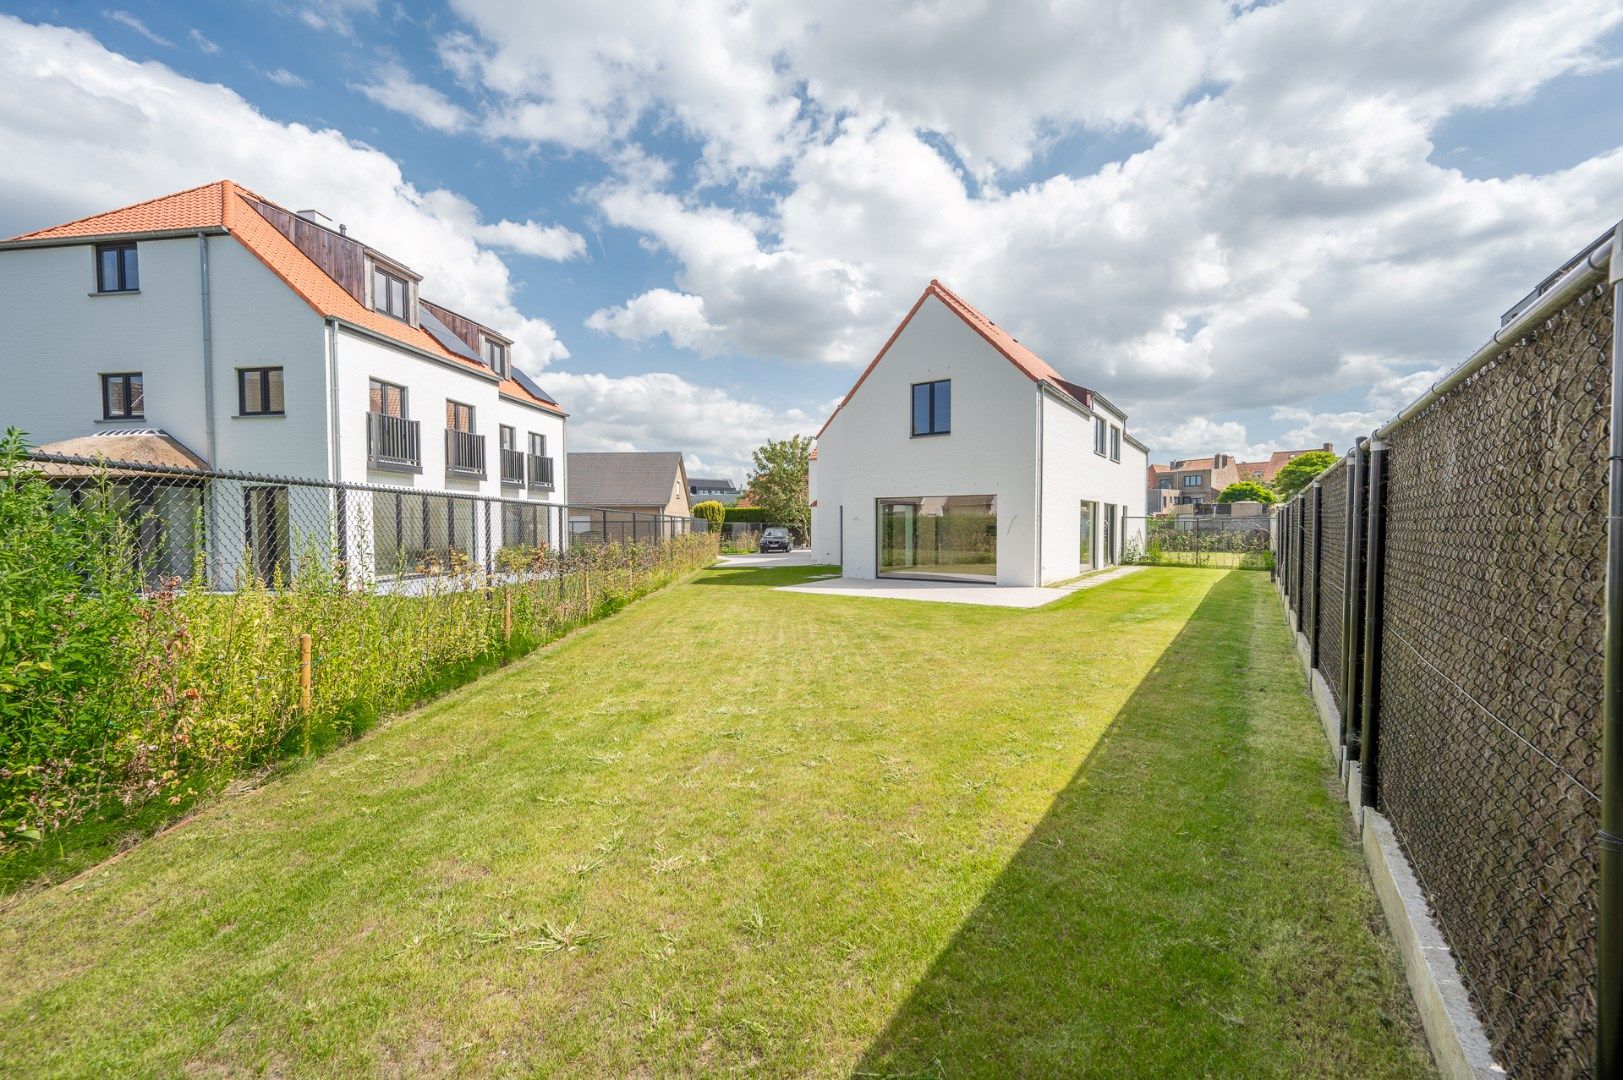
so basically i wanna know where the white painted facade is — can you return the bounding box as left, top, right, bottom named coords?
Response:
left=810, top=291, right=1147, bottom=587
left=0, top=229, right=567, bottom=582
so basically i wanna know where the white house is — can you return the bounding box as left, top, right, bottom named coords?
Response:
left=0, top=180, right=568, bottom=582
left=809, top=280, right=1149, bottom=586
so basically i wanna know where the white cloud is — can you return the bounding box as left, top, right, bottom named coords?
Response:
left=350, top=63, right=471, bottom=133
left=586, top=290, right=714, bottom=351
left=103, top=10, right=169, bottom=47
left=469, top=218, right=586, bottom=260
left=1136, top=417, right=1271, bottom=463
left=188, top=29, right=219, bottom=55
left=0, top=17, right=567, bottom=366
left=264, top=67, right=308, bottom=88
left=543, top=370, right=818, bottom=481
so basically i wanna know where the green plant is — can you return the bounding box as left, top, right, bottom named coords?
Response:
left=691, top=500, right=726, bottom=533
left=742, top=435, right=811, bottom=541
left=1216, top=480, right=1277, bottom=504
left=1272, top=450, right=1339, bottom=500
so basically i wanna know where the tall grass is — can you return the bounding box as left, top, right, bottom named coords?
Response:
left=0, top=434, right=717, bottom=856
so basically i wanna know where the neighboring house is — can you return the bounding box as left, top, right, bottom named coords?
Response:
left=688, top=476, right=741, bottom=505
left=566, top=451, right=692, bottom=524
left=809, top=280, right=1148, bottom=586
left=0, top=180, right=567, bottom=580
left=1235, top=445, right=1334, bottom=485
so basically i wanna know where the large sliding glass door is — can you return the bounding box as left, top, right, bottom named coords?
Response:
left=1080, top=501, right=1097, bottom=571
left=878, top=496, right=997, bottom=582
left=1103, top=503, right=1118, bottom=566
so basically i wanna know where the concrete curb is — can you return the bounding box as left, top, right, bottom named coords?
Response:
left=1277, top=583, right=1504, bottom=1080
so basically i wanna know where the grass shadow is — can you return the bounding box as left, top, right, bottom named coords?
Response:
left=691, top=563, right=842, bottom=588
left=850, top=571, right=1430, bottom=1078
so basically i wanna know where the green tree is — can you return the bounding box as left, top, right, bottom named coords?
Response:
left=744, top=435, right=812, bottom=541
left=691, top=499, right=726, bottom=533
left=1271, top=450, right=1339, bottom=500
left=1216, top=480, right=1277, bottom=505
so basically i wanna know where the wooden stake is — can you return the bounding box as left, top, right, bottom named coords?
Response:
left=503, top=591, right=513, bottom=641
left=298, top=632, right=313, bottom=714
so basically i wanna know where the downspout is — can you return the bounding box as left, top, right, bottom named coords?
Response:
left=1598, top=221, right=1623, bottom=1079
left=1358, top=436, right=1388, bottom=808
left=197, top=233, right=217, bottom=466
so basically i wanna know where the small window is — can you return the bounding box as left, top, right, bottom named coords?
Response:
left=1093, top=416, right=1108, bottom=455
left=1159, top=478, right=1172, bottom=489
left=369, top=378, right=406, bottom=417
left=483, top=338, right=508, bottom=377
left=372, top=265, right=409, bottom=320
left=529, top=432, right=546, bottom=457
left=95, top=243, right=139, bottom=293
left=446, top=399, right=474, bottom=432
left=1183, top=474, right=1201, bottom=487
left=238, top=367, right=285, bottom=416
left=101, top=372, right=144, bottom=419
left=911, top=379, right=951, bottom=436
left=1110, top=425, right=1121, bottom=462
left=499, top=424, right=516, bottom=451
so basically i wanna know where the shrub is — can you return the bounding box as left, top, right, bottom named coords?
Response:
left=723, top=506, right=770, bottom=524
left=692, top=500, right=726, bottom=532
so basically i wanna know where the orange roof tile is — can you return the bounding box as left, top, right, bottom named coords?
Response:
left=816, top=279, right=1090, bottom=439
left=6, top=181, right=565, bottom=418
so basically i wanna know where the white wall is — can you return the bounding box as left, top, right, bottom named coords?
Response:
left=1037, top=392, right=1148, bottom=583
left=811, top=296, right=1040, bottom=586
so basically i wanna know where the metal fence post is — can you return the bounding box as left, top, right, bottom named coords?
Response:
left=1309, top=480, right=1323, bottom=668
left=1597, top=225, right=1623, bottom=1079
left=1358, top=436, right=1389, bottom=808
left=1342, top=444, right=1366, bottom=757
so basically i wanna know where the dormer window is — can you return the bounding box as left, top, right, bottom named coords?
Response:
left=483, top=337, right=509, bottom=377
left=372, top=265, right=409, bottom=321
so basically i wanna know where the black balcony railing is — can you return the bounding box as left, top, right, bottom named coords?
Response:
left=445, top=429, right=486, bottom=478
left=366, top=411, right=421, bottom=473
left=500, top=448, right=525, bottom=486
left=527, top=454, right=555, bottom=490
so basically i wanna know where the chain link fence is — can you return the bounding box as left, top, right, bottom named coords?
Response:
left=1124, top=512, right=1274, bottom=570
left=1276, top=279, right=1613, bottom=1077
left=2, top=449, right=716, bottom=847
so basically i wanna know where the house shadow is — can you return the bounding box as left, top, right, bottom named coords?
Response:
left=848, top=572, right=1379, bottom=1078
left=692, top=563, right=842, bottom=588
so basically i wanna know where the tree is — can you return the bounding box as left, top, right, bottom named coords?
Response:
left=1216, top=480, right=1277, bottom=505
left=1271, top=450, right=1339, bottom=500
left=691, top=499, right=726, bottom=533
left=743, top=435, right=812, bottom=541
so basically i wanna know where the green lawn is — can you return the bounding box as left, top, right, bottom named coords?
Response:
left=0, top=565, right=1432, bottom=1077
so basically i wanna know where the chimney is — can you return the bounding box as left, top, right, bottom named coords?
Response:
left=1322, top=441, right=1334, bottom=452
left=296, top=209, right=333, bottom=228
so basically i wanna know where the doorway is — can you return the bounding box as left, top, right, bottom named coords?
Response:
left=1079, top=500, right=1097, bottom=571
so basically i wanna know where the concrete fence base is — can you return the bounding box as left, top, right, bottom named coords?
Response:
left=1278, top=582, right=1505, bottom=1080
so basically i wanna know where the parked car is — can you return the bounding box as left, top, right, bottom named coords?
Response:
left=759, top=526, right=792, bottom=553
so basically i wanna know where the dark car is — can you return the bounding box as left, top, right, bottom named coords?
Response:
left=759, top=527, right=792, bottom=553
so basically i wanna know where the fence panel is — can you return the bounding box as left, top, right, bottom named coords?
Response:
left=1124, top=513, right=1274, bottom=570
left=1315, top=460, right=1347, bottom=711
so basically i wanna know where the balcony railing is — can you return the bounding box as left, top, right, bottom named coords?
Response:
left=366, top=411, right=421, bottom=473
left=499, top=448, right=525, bottom=486
left=445, top=429, right=486, bottom=479
left=527, top=454, right=555, bottom=490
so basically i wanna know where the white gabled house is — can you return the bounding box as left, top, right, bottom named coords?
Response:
left=0, top=180, right=569, bottom=582
left=810, top=280, right=1149, bottom=586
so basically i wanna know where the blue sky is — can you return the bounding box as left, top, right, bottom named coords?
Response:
left=2, top=1, right=1622, bottom=479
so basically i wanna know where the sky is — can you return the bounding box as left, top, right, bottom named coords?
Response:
left=2, top=1, right=1622, bottom=482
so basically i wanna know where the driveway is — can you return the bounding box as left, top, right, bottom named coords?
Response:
left=715, top=550, right=818, bottom=568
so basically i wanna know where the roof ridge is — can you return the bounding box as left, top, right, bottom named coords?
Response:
left=8, top=179, right=230, bottom=242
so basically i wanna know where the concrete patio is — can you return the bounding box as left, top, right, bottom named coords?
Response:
left=774, top=564, right=1142, bottom=608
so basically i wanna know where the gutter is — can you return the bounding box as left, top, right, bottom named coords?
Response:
left=330, top=317, right=504, bottom=383
left=0, top=226, right=228, bottom=251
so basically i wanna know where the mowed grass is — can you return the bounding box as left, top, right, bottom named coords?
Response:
left=0, top=565, right=1433, bottom=1077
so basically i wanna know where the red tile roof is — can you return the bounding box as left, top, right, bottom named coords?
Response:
left=5, top=181, right=562, bottom=416
left=817, top=279, right=1093, bottom=438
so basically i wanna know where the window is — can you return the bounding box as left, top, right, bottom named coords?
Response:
left=1110, top=425, right=1122, bottom=462
left=1093, top=416, right=1108, bottom=455
left=499, top=424, right=516, bottom=451
left=369, top=378, right=406, bottom=417
left=1182, top=474, right=1202, bottom=487
left=101, top=372, right=144, bottom=419
left=483, top=337, right=508, bottom=377
left=372, top=265, right=409, bottom=320
left=911, top=379, right=951, bottom=436
left=238, top=367, right=284, bottom=416
left=445, top=400, right=474, bottom=432
left=1159, top=478, right=1172, bottom=489
left=528, top=432, right=546, bottom=458
left=95, top=242, right=138, bottom=293
left=878, top=495, right=996, bottom=582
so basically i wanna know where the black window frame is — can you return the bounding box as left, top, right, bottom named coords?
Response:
left=95, top=242, right=139, bottom=293
left=483, top=337, right=509, bottom=377
left=369, top=377, right=408, bottom=418
left=372, top=265, right=409, bottom=321
left=1093, top=415, right=1108, bottom=456
left=1109, top=425, right=1122, bottom=462
left=528, top=432, right=547, bottom=457
left=100, top=372, right=144, bottom=420
left=237, top=366, right=285, bottom=417
left=1182, top=474, right=1202, bottom=487
left=911, top=379, right=951, bottom=437
left=499, top=423, right=517, bottom=452
left=445, top=399, right=474, bottom=433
